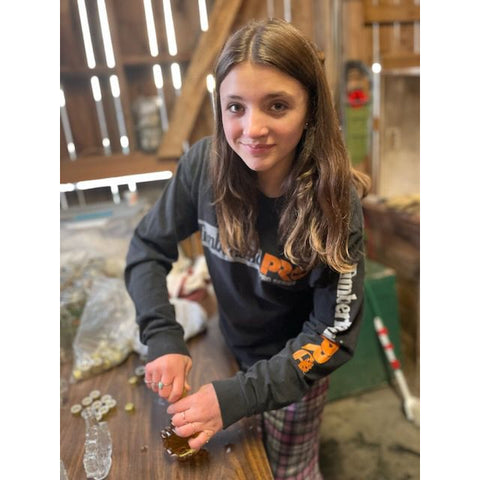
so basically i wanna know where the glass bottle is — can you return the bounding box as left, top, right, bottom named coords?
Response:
left=82, top=407, right=112, bottom=479
left=160, top=388, right=200, bottom=461
left=60, top=459, right=69, bottom=480
left=160, top=423, right=199, bottom=460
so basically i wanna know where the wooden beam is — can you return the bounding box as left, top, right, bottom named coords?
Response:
left=232, top=0, right=267, bottom=30
left=60, top=152, right=178, bottom=184
left=381, top=52, right=420, bottom=70
left=157, top=0, right=244, bottom=159
left=363, top=3, right=420, bottom=24
left=343, top=0, right=367, bottom=63
left=313, top=0, right=340, bottom=102
left=291, top=0, right=314, bottom=41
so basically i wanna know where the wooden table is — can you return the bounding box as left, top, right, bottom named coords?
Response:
left=60, top=313, right=273, bottom=479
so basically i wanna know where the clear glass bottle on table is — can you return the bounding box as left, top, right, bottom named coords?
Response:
left=60, top=459, right=69, bottom=480
left=82, top=407, right=112, bottom=479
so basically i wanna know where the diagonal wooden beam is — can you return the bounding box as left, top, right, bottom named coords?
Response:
left=157, top=0, right=244, bottom=159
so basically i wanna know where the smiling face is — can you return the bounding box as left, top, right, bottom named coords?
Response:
left=219, top=61, right=309, bottom=197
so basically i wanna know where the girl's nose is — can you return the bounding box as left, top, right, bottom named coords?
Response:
left=243, top=110, right=268, bottom=137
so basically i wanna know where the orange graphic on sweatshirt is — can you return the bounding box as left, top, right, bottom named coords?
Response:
left=293, top=336, right=340, bottom=373
left=260, top=253, right=308, bottom=282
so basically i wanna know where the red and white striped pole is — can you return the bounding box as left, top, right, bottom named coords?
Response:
left=373, top=316, right=402, bottom=371
left=373, top=316, right=417, bottom=423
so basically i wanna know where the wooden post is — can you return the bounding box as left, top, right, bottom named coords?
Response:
left=343, top=0, right=368, bottom=63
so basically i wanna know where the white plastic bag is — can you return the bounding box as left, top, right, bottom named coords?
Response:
left=71, top=276, right=137, bottom=382
left=132, top=298, right=207, bottom=358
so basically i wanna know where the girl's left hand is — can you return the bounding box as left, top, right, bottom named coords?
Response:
left=167, top=383, right=223, bottom=450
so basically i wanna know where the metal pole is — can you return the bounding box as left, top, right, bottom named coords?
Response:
left=283, top=0, right=291, bottom=22
left=371, top=0, right=381, bottom=193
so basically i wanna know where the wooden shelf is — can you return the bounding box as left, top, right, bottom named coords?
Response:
left=363, top=3, right=420, bottom=23
left=382, top=52, right=420, bottom=70
left=60, top=151, right=178, bottom=184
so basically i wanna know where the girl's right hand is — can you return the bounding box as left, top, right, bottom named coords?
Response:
left=144, top=354, right=192, bottom=403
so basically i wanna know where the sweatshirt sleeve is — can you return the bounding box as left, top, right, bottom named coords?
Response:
left=124, top=141, right=207, bottom=362
left=212, top=188, right=366, bottom=428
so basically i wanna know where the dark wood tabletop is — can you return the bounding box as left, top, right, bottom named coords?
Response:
left=60, top=312, right=273, bottom=479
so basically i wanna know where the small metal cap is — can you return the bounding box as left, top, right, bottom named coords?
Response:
left=70, top=404, right=82, bottom=415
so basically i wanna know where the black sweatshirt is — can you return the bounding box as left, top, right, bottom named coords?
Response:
left=125, top=137, right=365, bottom=428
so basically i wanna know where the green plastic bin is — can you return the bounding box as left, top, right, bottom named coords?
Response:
left=327, top=259, right=402, bottom=401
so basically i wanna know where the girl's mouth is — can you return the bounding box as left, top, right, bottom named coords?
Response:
left=241, top=143, right=274, bottom=154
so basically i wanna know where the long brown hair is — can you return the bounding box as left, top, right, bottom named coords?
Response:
left=210, top=19, right=370, bottom=273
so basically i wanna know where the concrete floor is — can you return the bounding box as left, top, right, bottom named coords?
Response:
left=320, top=363, right=419, bottom=480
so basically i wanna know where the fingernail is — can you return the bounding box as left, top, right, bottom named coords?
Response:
left=166, top=406, right=173, bottom=414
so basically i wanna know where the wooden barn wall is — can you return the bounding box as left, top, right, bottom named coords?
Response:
left=61, top=0, right=419, bottom=187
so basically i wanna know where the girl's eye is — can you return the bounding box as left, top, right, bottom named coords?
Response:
left=270, top=102, right=288, bottom=113
left=227, top=103, right=243, bottom=113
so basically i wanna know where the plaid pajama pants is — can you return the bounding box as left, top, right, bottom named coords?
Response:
left=261, top=376, right=330, bottom=480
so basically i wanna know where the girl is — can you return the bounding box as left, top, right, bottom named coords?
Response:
left=125, top=18, right=370, bottom=479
